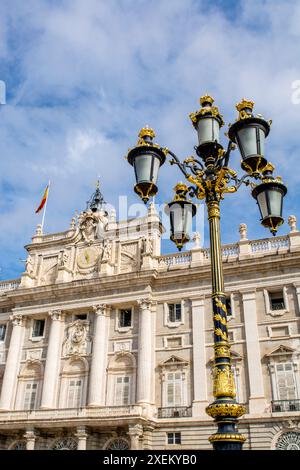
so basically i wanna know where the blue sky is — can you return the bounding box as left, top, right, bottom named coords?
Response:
left=0, top=0, right=300, bottom=280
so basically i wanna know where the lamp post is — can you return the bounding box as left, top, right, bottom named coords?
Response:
left=126, top=95, right=287, bottom=450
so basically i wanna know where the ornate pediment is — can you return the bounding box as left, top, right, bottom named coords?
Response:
left=264, top=344, right=297, bottom=358
left=159, top=355, right=189, bottom=369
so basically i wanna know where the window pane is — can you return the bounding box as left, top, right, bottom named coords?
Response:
left=32, top=320, right=45, bottom=337
left=24, top=382, right=38, bottom=410
left=168, top=304, right=175, bottom=323
left=119, top=310, right=132, bottom=328
left=175, top=304, right=182, bottom=321
left=167, top=433, right=174, bottom=445
left=175, top=433, right=181, bottom=444
left=0, top=324, right=6, bottom=341
left=67, top=379, right=82, bottom=408
left=115, top=376, right=130, bottom=405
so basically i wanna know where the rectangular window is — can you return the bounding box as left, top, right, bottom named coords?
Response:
left=167, top=432, right=181, bottom=445
left=74, top=314, right=87, bottom=321
left=276, top=363, right=296, bottom=400
left=228, top=331, right=234, bottom=342
left=67, top=379, right=82, bottom=408
left=23, top=382, right=38, bottom=410
left=32, top=319, right=45, bottom=338
left=269, top=292, right=285, bottom=311
left=168, top=304, right=182, bottom=323
left=166, top=372, right=182, bottom=406
left=119, top=309, right=132, bottom=328
left=226, top=297, right=232, bottom=317
left=0, top=324, right=6, bottom=341
left=115, top=376, right=130, bottom=405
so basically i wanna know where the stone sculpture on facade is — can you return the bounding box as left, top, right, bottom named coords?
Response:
left=63, top=320, right=89, bottom=356
left=288, top=215, right=297, bottom=233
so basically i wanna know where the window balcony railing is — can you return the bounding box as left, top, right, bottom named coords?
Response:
left=157, top=406, right=192, bottom=418
left=271, top=400, right=300, bottom=412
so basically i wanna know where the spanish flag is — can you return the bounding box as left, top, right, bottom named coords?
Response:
left=35, top=184, right=49, bottom=213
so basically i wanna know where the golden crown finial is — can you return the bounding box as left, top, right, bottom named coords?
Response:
left=173, top=182, right=189, bottom=193
left=200, top=94, right=214, bottom=106
left=236, top=98, right=254, bottom=112
left=138, top=125, right=155, bottom=140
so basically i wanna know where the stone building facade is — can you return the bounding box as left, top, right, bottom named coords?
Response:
left=0, top=203, right=300, bottom=450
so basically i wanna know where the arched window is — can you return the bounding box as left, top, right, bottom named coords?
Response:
left=16, top=360, right=43, bottom=410
left=9, top=440, right=26, bottom=450
left=59, top=356, right=88, bottom=408
left=106, top=352, right=136, bottom=405
left=104, top=437, right=130, bottom=450
left=50, top=437, right=77, bottom=450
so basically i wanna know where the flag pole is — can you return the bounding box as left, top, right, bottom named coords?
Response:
left=41, top=180, right=50, bottom=234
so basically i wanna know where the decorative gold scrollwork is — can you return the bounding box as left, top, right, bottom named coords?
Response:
left=213, top=365, right=236, bottom=398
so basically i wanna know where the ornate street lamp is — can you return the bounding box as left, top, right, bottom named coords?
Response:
left=126, top=95, right=287, bottom=450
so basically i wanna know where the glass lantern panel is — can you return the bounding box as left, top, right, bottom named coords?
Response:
left=170, top=203, right=193, bottom=236
left=151, top=155, right=160, bottom=184
left=197, top=118, right=220, bottom=145
left=258, top=128, right=265, bottom=157
left=267, top=188, right=283, bottom=216
left=134, top=154, right=152, bottom=183
left=257, top=190, right=268, bottom=219
left=183, top=206, right=193, bottom=235
left=237, top=127, right=257, bottom=159
left=134, top=154, right=160, bottom=184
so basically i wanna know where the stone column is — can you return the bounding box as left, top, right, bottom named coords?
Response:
left=0, top=314, right=26, bottom=410
left=137, top=299, right=153, bottom=407
left=241, top=290, right=267, bottom=414
left=40, top=310, right=64, bottom=409
left=75, top=426, right=88, bottom=450
left=88, top=304, right=110, bottom=406
left=191, top=298, right=209, bottom=416
left=128, top=424, right=143, bottom=450
left=293, top=283, right=300, bottom=315
left=23, top=430, right=36, bottom=450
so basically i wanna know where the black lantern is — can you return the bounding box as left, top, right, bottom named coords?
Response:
left=165, top=183, right=197, bottom=251
left=252, top=167, right=287, bottom=235
left=127, top=127, right=166, bottom=203
left=189, top=95, right=224, bottom=160
left=228, top=99, right=271, bottom=176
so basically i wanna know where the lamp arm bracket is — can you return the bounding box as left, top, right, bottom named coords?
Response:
left=167, top=149, right=190, bottom=178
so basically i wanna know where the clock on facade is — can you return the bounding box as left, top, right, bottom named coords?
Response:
left=77, top=247, right=98, bottom=269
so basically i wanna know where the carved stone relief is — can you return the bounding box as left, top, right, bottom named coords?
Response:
left=63, top=320, right=90, bottom=356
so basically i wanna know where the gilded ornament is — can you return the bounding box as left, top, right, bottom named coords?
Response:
left=214, top=344, right=231, bottom=359
left=209, top=433, right=246, bottom=443
left=206, top=402, right=246, bottom=419
left=214, top=328, right=227, bottom=341
left=214, top=297, right=227, bottom=314
left=213, top=366, right=236, bottom=398
left=214, top=313, right=227, bottom=326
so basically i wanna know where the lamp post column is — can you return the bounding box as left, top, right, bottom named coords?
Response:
left=205, top=199, right=246, bottom=450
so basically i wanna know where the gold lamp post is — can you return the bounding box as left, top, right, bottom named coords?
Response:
left=126, top=95, right=287, bottom=450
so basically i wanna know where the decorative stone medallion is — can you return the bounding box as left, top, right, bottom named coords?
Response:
left=276, top=432, right=300, bottom=450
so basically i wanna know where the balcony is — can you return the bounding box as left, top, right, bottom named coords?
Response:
left=271, top=400, right=300, bottom=412
left=157, top=406, right=192, bottom=418
left=0, top=405, right=143, bottom=424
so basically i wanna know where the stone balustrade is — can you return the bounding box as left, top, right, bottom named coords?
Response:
left=0, top=279, right=21, bottom=293
left=0, top=405, right=143, bottom=422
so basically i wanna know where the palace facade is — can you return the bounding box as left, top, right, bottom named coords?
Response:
left=0, top=200, right=300, bottom=451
